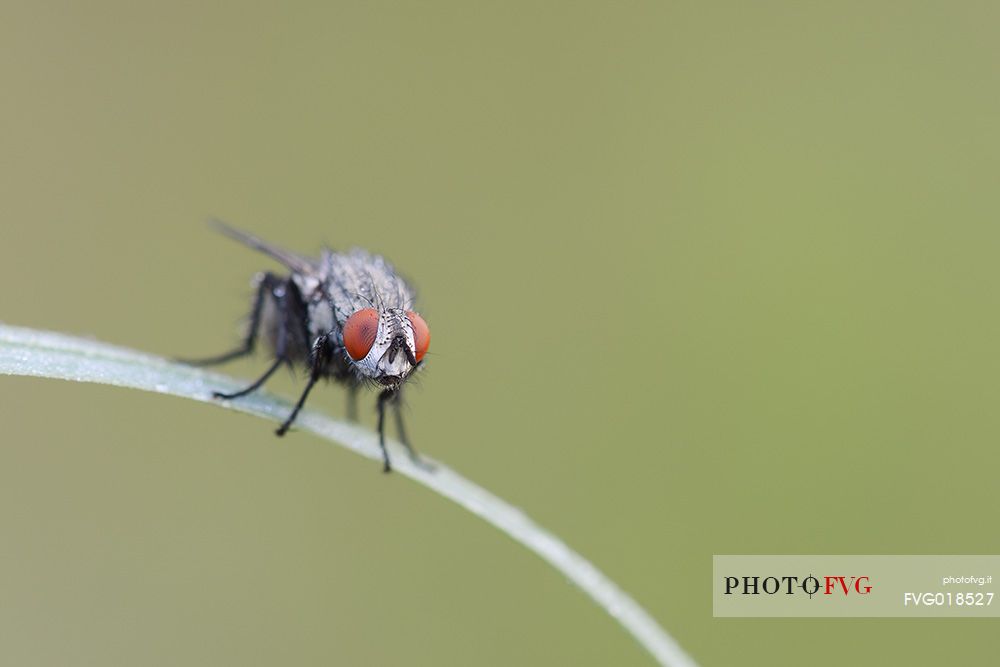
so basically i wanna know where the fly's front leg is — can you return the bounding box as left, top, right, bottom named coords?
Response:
left=377, top=389, right=434, bottom=474
left=376, top=389, right=394, bottom=473
left=180, top=272, right=278, bottom=366
left=275, top=334, right=329, bottom=436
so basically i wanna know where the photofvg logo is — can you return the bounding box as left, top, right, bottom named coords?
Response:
left=724, top=574, right=873, bottom=598
left=713, top=555, right=1000, bottom=617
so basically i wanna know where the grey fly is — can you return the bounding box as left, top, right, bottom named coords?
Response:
left=184, top=221, right=431, bottom=473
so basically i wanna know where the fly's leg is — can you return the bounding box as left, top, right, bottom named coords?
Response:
left=376, top=389, right=394, bottom=473
left=212, top=357, right=283, bottom=400
left=377, top=389, right=434, bottom=474
left=210, top=275, right=293, bottom=400
left=275, top=334, right=329, bottom=436
left=274, top=371, right=319, bottom=437
left=179, top=272, right=279, bottom=366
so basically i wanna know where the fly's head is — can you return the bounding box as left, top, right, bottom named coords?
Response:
left=341, top=307, right=430, bottom=387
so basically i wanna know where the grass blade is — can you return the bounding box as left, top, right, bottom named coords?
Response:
left=0, top=323, right=697, bottom=667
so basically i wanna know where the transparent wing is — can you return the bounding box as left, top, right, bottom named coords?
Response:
left=208, top=219, right=316, bottom=275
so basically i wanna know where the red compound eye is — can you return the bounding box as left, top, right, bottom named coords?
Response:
left=406, top=311, right=430, bottom=363
left=343, top=308, right=379, bottom=360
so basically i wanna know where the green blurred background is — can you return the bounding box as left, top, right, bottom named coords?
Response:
left=1, top=2, right=998, bottom=665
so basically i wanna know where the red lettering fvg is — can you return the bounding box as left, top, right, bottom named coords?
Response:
left=824, top=576, right=873, bottom=595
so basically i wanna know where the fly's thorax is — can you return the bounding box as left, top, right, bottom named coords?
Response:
left=347, top=307, right=418, bottom=386
left=323, top=248, right=416, bottom=315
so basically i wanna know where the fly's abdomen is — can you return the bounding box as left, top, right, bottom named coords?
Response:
left=257, top=274, right=311, bottom=365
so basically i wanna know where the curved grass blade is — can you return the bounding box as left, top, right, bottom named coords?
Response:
left=0, top=323, right=698, bottom=667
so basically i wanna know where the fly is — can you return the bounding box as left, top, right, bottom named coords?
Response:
left=183, top=220, right=431, bottom=473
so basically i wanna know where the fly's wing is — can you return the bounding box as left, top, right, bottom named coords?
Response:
left=209, top=219, right=316, bottom=275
